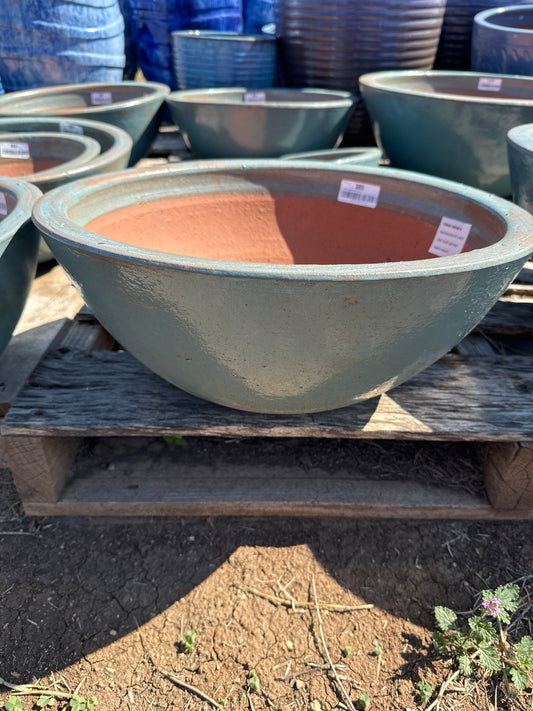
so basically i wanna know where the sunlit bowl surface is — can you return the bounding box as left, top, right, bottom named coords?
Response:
left=359, top=70, right=533, bottom=196
left=507, top=123, right=533, bottom=215
left=0, top=177, right=41, bottom=357
left=0, top=81, right=169, bottom=165
left=166, top=88, right=357, bottom=158
left=281, top=147, right=382, bottom=166
left=33, top=161, right=533, bottom=414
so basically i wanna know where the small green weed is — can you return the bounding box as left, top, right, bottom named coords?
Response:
left=417, top=680, right=433, bottom=705
left=248, top=669, right=260, bottom=693
left=341, top=645, right=352, bottom=658
left=373, top=644, right=382, bottom=656
left=36, top=696, right=56, bottom=708
left=163, top=435, right=187, bottom=448
left=184, top=629, right=197, bottom=654
left=5, top=697, right=24, bottom=711
left=357, top=693, right=371, bottom=709
left=68, top=696, right=97, bottom=711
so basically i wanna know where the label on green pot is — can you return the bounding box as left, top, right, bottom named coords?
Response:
left=244, top=91, right=266, bottom=103
left=0, top=192, right=7, bottom=215
left=337, top=179, right=380, bottom=208
left=429, top=216, right=471, bottom=257
left=91, top=91, right=113, bottom=105
left=60, top=121, right=83, bottom=135
left=477, top=77, right=502, bottom=92
left=0, top=142, right=29, bottom=159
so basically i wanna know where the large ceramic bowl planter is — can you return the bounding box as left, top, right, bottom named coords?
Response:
left=507, top=123, right=533, bottom=215
left=0, top=81, right=170, bottom=166
left=0, top=177, right=41, bottom=357
left=166, top=88, right=356, bottom=158
left=33, top=161, right=533, bottom=414
left=281, top=147, right=382, bottom=166
left=359, top=70, right=533, bottom=196
left=471, top=4, right=533, bottom=76
left=171, top=31, right=277, bottom=89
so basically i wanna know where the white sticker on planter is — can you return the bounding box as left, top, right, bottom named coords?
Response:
left=60, top=121, right=83, bottom=135
left=337, top=179, right=380, bottom=208
left=91, top=91, right=113, bottom=105
left=0, top=192, right=7, bottom=215
left=0, top=142, right=30, bottom=159
left=244, top=91, right=266, bottom=103
left=429, top=217, right=471, bottom=257
left=477, top=77, right=502, bottom=92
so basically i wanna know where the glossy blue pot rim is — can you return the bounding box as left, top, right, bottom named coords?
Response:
left=0, top=177, right=42, bottom=252
left=167, top=88, right=356, bottom=110
left=359, top=70, right=533, bottom=107
left=0, top=81, right=170, bottom=113
left=172, top=30, right=276, bottom=42
left=475, top=4, right=533, bottom=32
left=32, top=160, right=533, bottom=281
left=507, top=123, right=533, bottom=152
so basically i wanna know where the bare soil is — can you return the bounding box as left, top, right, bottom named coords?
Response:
left=0, top=438, right=532, bottom=711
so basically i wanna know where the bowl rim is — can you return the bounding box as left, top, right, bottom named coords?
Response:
left=474, top=3, right=533, bottom=32
left=507, top=122, right=533, bottom=151
left=0, top=176, right=42, bottom=253
left=280, top=147, right=383, bottom=161
left=0, top=80, right=171, bottom=114
left=171, top=29, right=276, bottom=42
left=32, top=160, right=533, bottom=281
left=166, top=87, right=357, bottom=109
left=359, top=69, right=533, bottom=106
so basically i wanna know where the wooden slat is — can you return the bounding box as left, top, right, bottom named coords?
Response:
left=2, top=348, right=533, bottom=441
left=478, top=300, right=533, bottom=335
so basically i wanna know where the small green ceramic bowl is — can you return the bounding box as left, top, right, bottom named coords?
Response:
left=32, top=161, right=533, bottom=414
left=360, top=69, right=533, bottom=196
left=507, top=123, right=533, bottom=215
left=0, top=177, right=42, bottom=357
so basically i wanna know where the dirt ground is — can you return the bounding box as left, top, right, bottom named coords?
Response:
left=0, top=438, right=532, bottom=711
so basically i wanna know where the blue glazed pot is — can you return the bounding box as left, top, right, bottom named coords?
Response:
left=166, top=87, right=356, bottom=158
left=281, top=147, right=382, bottom=165
left=472, top=4, right=533, bottom=76
left=507, top=123, right=533, bottom=215
left=0, top=81, right=169, bottom=166
left=0, top=177, right=41, bottom=357
left=0, top=0, right=125, bottom=91
left=360, top=69, right=533, bottom=197
left=32, top=161, right=533, bottom=414
left=171, top=31, right=277, bottom=90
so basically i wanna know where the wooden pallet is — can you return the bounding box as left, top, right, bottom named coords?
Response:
left=1, top=285, right=532, bottom=519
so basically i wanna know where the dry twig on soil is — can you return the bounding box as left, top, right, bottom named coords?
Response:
left=233, top=583, right=373, bottom=612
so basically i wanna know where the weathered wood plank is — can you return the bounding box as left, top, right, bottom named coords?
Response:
left=478, top=300, right=533, bottom=335
left=2, top=348, right=533, bottom=441
left=481, top=442, right=533, bottom=510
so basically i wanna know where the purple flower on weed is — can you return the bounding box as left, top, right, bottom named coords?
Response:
left=482, top=598, right=502, bottom=616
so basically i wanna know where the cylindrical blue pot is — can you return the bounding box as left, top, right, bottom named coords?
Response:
left=471, top=4, right=533, bottom=76
left=507, top=123, right=533, bottom=216
left=274, top=0, right=447, bottom=143
left=118, top=0, right=138, bottom=79
left=435, top=0, right=531, bottom=70
left=0, top=177, right=41, bottom=357
left=0, top=0, right=126, bottom=91
left=172, top=31, right=277, bottom=90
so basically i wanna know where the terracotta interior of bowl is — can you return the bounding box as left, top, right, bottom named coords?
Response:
left=85, top=190, right=507, bottom=265
left=381, top=74, right=533, bottom=102
left=0, top=136, right=95, bottom=178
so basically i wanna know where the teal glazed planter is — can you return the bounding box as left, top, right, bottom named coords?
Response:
left=281, top=147, right=382, bottom=166
left=0, top=81, right=170, bottom=166
left=0, top=177, right=41, bottom=357
left=359, top=70, right=533, bottom=197
left=32, top=161, right=533, bottom=414
left=507, top=123, right=533, bottom=215
left=166, top=88, right=357, bottom=158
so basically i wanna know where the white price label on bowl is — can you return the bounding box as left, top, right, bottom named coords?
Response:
left=0, top=142, right=30, bottom=159
left=0, top=192, right=7, bottom=215
left=60, top=121, right=83, bottom=135
left=244, top=91, right=266, bottom=103
left=477, top=77, right=503, bottom=92
left=337, top=179, right=381, bottom=208
left=429, top=216, right=471, bottom=256
left=91, top=91, right=112, bottom=105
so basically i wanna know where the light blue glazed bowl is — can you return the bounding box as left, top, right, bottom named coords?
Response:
left=507, top=123, right=533, bottom=215
left=281, top=147, right=382, bottom=166
left=360, top=69, right=533, bottom=197
left=0, top=81, right=169, bottom=166
left=0, top=177, right=41, bottom=357
left=32, top=161, right=533, bottom=414
left=166, top=88, right=357, bottom=158
left=472, top=4, right=533, bottom=76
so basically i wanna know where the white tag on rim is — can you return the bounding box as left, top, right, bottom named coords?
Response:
left=0, top=142, right=30, bottom=159
left=244, top=91, right=266, bottom=103
left=60, top=121, right=83, bottom=135
left=91, top=91, right=112, bottom=105
left=429, top=216, right=472, bottom=257
left=477, top=77, right=503, bottom=92
left=0, top=192, right=7, bottom=215
left=337, top=179, right=381, bottom=209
